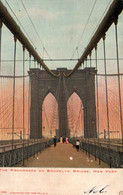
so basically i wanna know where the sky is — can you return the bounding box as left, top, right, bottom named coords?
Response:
left=1, top=0, right=123, bottom=74
left=0, top=0, right=123, bottom=139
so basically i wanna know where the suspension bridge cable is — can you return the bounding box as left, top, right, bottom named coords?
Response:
left=0, top=97, right=13, bottom=116
left=20, top=0, right=52, bottom=60
left=68, top=0, right=98, bottom=62
left=0, top=75, right=29, bottom=78
left=0, top=1, right=60, bottom=77
left=43, top=105, right=50, bottom=129
left=63, top=0, right=123, bottom=77
left=4, top=0, right=39, bottom=54
left=49, top=79, right=61, bottom=133
left=91, top=72, right=123, bottom=76
left=0, top=91, right=14, bottom=111
left=74, top=104, right=83, bottom=135
left=89, top=0, right=113, bottom=44
left=0, top=58, right=123, bottom=63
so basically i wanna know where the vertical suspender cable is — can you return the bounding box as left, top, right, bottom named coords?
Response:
left=95, top=45, right=100, bottom=164
left=81, top=104, right=83, bottom=136
left=90, top=53, right=92, bottom=67
left=0, top=19, right=2, bottom=74
left=37, top=62, right=40, bottom=69
left=29, top=53, right=31, bottom=69
left=83, top=62, right=84, bottom=69
left=86, top=58, right=87, bottom=68
left=22, top=46, right=25, bottom=166
left=12, top=36, right=17, bottom=166
left=95, top=46, right=99, bottom=138
left=27, top=53, right=31, bottom=160
left=103, top=35, right=111, bottom=167
left=114, top=20, right=123, bottom=146
left=34, top=58, right=36, bottom=68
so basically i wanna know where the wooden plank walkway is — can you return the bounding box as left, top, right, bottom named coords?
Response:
left=18, top=143, right=109, bottom=168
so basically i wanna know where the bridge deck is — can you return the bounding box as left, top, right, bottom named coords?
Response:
left=17, top=143, right=109, bottom=168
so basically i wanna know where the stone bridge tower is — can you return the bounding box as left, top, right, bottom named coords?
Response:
left=28, top=68, right=97, bottom=139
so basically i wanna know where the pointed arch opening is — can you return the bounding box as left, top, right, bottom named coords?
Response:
left=67, top=92, right=84, bottom=138
left=42, top=92, right=59, bottom=138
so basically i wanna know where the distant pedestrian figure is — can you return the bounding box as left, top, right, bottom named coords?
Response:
left=53, top=136, right=57, bottom=147
left=60, top=136, right=63, bottom=143
left=76, top=139, right=80, bottom=151
left=65, top=138, right=68, bottom=144
left=63, top=137, right=65, bottom=143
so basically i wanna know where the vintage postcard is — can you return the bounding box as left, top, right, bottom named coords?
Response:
left=0, top=0, right=123, bottom=194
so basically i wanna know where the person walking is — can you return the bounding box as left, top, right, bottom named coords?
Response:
left=53, top=136, right=57, bottom=147
left=60, top=136, right=63, bottom=143
left=65, top=138, right=68, bottom=144
left=63, top=137, right=65, bottom=143
left=76, top=139, right=80, bottom=151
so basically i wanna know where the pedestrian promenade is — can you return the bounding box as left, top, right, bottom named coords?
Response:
left=18, top=143, right=109, bottom=168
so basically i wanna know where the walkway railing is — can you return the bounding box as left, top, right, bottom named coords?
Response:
left=70, top=138, right=123, bottom=168
left=0, top=139, right=53, bottom=167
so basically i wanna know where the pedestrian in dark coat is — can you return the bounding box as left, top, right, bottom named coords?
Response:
left=53, top=136, right=57, bottom=147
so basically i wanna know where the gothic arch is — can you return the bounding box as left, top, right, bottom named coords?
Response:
left=42, top=90, right=57, bottom=104
left=29, top=68, right=97, bottom=139
left=67, top=89, right=83, bottom=104
left=67, top=92, right=84, bottom=137
left=42, top=92, right=58, bottom=138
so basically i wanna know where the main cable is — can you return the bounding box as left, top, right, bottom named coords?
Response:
left=4, top=0, right=38, bottom=53
left=20, top=0, right=52, bottom=61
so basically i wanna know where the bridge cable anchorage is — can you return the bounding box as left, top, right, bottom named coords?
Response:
left=0, top=1, right=60, bottom=78
left=63, top=0, right=123, bottom=77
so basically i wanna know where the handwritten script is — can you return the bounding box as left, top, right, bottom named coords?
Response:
left=84, top=185, right=108, bottom=194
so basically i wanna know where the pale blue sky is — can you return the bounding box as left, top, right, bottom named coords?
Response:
left=0, top=0, right=123, bottom=75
